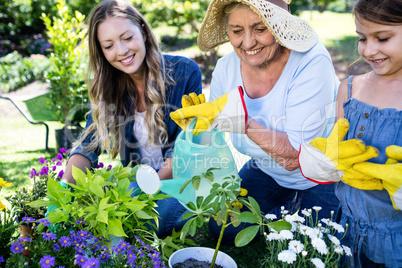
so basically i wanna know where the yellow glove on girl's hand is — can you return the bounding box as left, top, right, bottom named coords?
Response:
left=170, top=87, right=248, bottom=135
left=299, top=118, right=379, bottom=184
left=353, top=145, right=402, bottom=210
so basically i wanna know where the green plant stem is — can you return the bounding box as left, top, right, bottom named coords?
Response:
left=210, top=208, right=229, bottom=268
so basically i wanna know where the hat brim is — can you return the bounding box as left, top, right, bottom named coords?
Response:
left=197, top=0, right=318, bottom=52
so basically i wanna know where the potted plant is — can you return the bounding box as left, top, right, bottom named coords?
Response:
left=169, top=169, right=292, bottom=268
left=0, top=178, right=18, bottom=267
left=40, top=0, right=89, bottom=152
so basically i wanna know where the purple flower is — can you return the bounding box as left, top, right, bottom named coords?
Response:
left=74, top=254, right=87, bottom=266
left=56, top=153, right=63, bottom=161
left=96, top=162, right=104, bottom=169
left=40, top=166, right=49, bottom=176
left=75, top=218, right=86, bottom=225
left=37, top=218, right=51, bottom=227
left=30, top=168, right=39, bottom=178
left=0, top=256, right=5, bottom=263
left=58, top=170, right=65, bottom=179
left=39, top=157, right=48, bottom=164
left=52, top=243, right=60, bottom=252
left=107, top=165, right=112, bottom=170
left=52, top=165, right=57, bottom=171
left=42, top=232, right=57, bottom=241
left=56, top=161, right=63, bottom=166
left=10, top=242, right=24, bottom=254
left=39, top=255, right=55, bottom=268
left=83, top=257, right=100, bottom=268
left=59, top=147, right=70, bottom=154
left=22, top=216, right=36, bottom=223
left=126, top=250, right=137, bottom=265
left=59, top=236, right=71, bottom=247
left=18, top=237, right=32, bottom=243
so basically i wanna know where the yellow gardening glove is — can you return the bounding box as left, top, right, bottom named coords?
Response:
left=299, top=118, right=379, bottom=186
left=353, top=145, right=402, bottom=210
left=170, top=87, right=248, bottom=135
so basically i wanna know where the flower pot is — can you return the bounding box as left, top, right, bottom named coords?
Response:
left=55, top=125, right=83, bottom=153
left=169, top=247, right=237, bottom=268
left=18, top=224, right=34, bottom=257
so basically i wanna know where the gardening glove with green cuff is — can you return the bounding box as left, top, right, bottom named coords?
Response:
left=353, top=145, right=402, bottom=210
left=170, top=86, right=248, bottom=135
left=298, top=118, right=381, bottom=189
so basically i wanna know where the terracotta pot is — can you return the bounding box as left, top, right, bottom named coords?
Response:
left=18, top=224, right=34, bottom=257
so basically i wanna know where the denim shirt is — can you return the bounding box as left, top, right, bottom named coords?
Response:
left=70, top=54, right=202, bottom=167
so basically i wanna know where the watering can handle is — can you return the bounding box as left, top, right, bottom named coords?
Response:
left=185, top=118, right=198, bottom=142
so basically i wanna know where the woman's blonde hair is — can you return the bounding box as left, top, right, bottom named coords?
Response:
left=77, top=0, right=171, bottom=159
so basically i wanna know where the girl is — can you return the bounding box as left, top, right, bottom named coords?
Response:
left=335, top=0, right=402, bottom=266
left=59, top=0, right=202, bottom=237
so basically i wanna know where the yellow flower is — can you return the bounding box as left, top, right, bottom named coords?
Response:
left=0, top=178, right=12, bottom=188
left=231, top=201, right=243, bottom=209
left=239, top=187, right=248, bottom=196
left=0, top=200, right=5, bottom=211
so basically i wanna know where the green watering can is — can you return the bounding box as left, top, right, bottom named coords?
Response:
left=136, top=119, right=240, bottom=212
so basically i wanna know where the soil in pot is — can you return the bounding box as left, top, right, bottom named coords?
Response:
left=172, top=258, right=223, bottom=268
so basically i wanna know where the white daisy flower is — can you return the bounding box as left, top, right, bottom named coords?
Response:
left=306, top=227, right=322, bottom=239
left=329, top=221, right=345, bottom=233
left=311, top=257, right=325, bottom=268
left=342, top=245, right=352, bottom=256
left=277, top=250, right=297, bottom=264
left=302, top=250, right=308, bottom=257
left=288, top=240, right=304, bottom=253
left=312, top=206, right=322, bottom=211
left=265, top=214, right=277, bottom=221
left=311, top=238, right=328, bottom=255
left=285, top=214, right=305, bottom=224
left=328, top=234, right=340, bottom=246
left=279, top=229, right=294, bottom=240
left=267, top=232, right=280, bottom=241
left=334, top=245, right=344, bottom=254
left=301, top=209, right=311, bottom=217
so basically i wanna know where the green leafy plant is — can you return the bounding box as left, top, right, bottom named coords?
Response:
left=261, top=206, right=351, bottom=267
left=29, top=163, right=165, bottom=244
left=178, top=169, right=291, bottom=267
left=41, top=0, right=89, bottom=125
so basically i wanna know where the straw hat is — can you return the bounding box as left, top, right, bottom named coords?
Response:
left=197, top=0, right=318, bottom=52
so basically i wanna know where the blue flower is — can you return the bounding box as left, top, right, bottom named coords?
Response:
left=18, top=237, right=32, bottom=243
left=52, top=243, right=60, bottom=252
left=22, top=216, right=36, bottom=223
left=37, top=218, right=51, bottom=227
left=10, top=242, right=24, bottom=254
left=42, top=232, right=57, bottom=241
left=74, top=254, right=87, bottom=266
left=0, top=256, right=5, bottom=263
left=59, top=236, right=71, bottom=247
left=39, top=255, right=55, bottom=268
left=83, top=257, right=100, bottom=268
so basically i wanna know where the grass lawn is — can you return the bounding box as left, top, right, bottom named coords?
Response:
left=0, top=10, right=361, bottom=267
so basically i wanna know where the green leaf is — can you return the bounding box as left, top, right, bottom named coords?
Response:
left=234, top=225, right=259, bottom=247
left=89, top=181, right=105, bottom=198
left=27, top=199, right=49, bottom=208
left=238, top=211, right=260, bottom=224
left=96, top=210, right=109, bottom=224
left=248, top=196, right=261, bottom=216
left=267, top=220, right=292, bottom=232
left=72, top=166, right=87, bottom=187
left=108, top=218, right=127, bottom=237
left=179, top=179, right=192, bottom=194
left=118, top=178, right=130, bottom=193
left=124, top=200, right=146, bottom=211
left=191, top=176, right=201, bottom=191
left=134, top=210, right=154, bottom=219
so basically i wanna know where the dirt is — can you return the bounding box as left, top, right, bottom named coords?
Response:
left=172, top=259, right=224, bottom=268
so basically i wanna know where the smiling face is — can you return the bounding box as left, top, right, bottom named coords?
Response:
left=227, top=5, right=281, bottom=67
left=355, top=14, right=402, bottom=78
left=97, top=16, right=146, bottom=77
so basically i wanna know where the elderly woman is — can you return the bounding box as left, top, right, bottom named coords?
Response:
left=171, top=0, right=340, bottom=242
